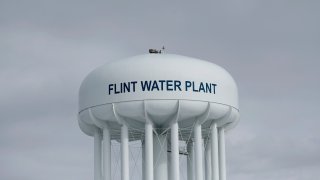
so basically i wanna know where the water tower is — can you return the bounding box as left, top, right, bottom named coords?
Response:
left=78, top=53, right=239, bottom=180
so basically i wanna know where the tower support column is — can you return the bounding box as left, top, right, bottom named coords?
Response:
left=103, top=127, right=111, bottom=180
left=142, top=140, right=145, bottom=180
left=194, top=123, right=203, bottom=180
left=94, top=130, right=102, bottom=180
left=218, top=127, right=226, bottom=180
left=170, top=122, right=180, bottom=180
left=205, top=139, right=212, bottom=180
left=154, top=134, right=168, bottom=180
left=211, top=123, right=219, bottom=180
left=121, top=124, right=129, bottom=180
left=145, top=122, right=154, bottom=180
left=187, top=142, right=194, bottom=180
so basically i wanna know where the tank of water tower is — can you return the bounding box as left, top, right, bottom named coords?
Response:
left=78, top=52, right=239, bottom=180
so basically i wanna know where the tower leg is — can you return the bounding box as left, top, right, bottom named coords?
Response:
left=170, top=122, right=180, bottom=180
left=194, top=124, right=203, bottom=180
left=211, top=123, right=219, bottom=180
left=103, top=127, right=111, bottom=180
left=167, top=142, right=172, bottom=180
left=142, top=140, right=145, bottom=180
left=154, top=134, right=168, bottom=180
left=145, top=123, right=154, bottom=180
left=94, top=130, right=102, bottom=180
left=218, top=128, right=226, bottom=180
left=205, top=139, right=212, bottom=180
left=121, top=125, right=129, bottom=180
left=187, top=142, right=194, bottom=180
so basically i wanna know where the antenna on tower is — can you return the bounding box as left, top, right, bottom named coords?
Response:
left=149, top=46, right=165, bottom=54
left=161, top=46, right=165, bottom=53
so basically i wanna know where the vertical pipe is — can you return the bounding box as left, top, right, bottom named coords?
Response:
left=142, top=140, right=145, bottom=180
left=94, top=130, right=102, bottom=180
left=170, top=122, right=179, bottom=180
left=192, top=142, right=195, bottom=180
left=103, top=127, right=111, bottom=180
left=218, top=128, right=226, bottom=180
left=194, top=123, right=203, bottom=180
left=211, top=123, right=219, bottom=180
left=187, top=142, right=194, bottom=180
left=145, top=122, right=154, bottom=180
left=121, top=124, right=129, bottom=180
left=205, top=140, right=212, bottom=180
left=154, top=135, right=168, bottom=180
left=202, top=139, right=205, bottom=178
left=167, top=142, right=172, bottom=180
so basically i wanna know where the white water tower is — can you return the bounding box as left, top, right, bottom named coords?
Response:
left=78, top=53, right=239, bottom=180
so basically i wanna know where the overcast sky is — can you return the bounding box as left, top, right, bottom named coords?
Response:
left=1, top=0, right=320, bottom=180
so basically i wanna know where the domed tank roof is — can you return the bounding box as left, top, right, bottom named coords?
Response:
left=79, top=54, right=238, bottom=113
